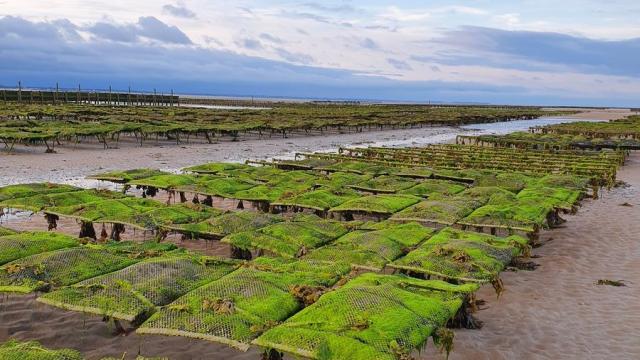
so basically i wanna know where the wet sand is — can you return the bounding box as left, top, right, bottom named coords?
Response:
left=542, top=108, right=634, bottom=120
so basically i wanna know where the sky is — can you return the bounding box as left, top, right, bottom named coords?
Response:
left=1, top=1, right=639, bottom=106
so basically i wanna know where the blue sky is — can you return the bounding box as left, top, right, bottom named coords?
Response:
left=1, top=1, right=639, bottom=106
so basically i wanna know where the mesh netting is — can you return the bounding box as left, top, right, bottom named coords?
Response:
left=0, top=242, right=174, bottom=293
left=313, top=172, right=372, bottom=188
left=329, top=194, right=421, bottom=215
left=0, top=183, right=80, bottom=202
left=222, top=217, right=349, bottom=258
left=399, top=179, right=467, bottom=198
left=317, top=160, right=391, bottom=175
left=39, top=253, right=238, bottom=322
left=0, top=189, right=127, bottom=212
left=516, top=186, right=582, bottom=211
left=129, top=174, right=201, bottom=190
left=536, top=174, right=590, bottom=190
left=169, top=211, right=283, bottom=239
left=390, top=227, right=528, bottom=282
left=176, top=177, right=261, bottom=198
left=88, top=169, right=168, bottom=183
left=272, top=188, right=359, bottom=211
left=0, top=226, right=17, bottom=236
left=459, top=198, right=554, bottom=232
left=389, top=166, right=434, bottom=179
left=45, top=198, right=163, bottom=228
left=132, top=204, right=223, bottom=230
left=455, top=186, right=515, bottom=204
left=137, top=258, right=350, bottom=350
left=0, top=231, right=79, bottom=265
left=0, top=340, right=83, bottom=360
left=183, top=162, right=253, bottom=174
left=223, top=166, right=286, bottom=182
left=390, top=197, right=484, bottom=226
left=232, top=171, right=317, bottom=202
left=348, top=175, right=419, bottom=194
left=305, top=222, right=435, bottom=271
left=474, top=172, right=539, bottom=193
left=253, top=273, right=478, bottom=360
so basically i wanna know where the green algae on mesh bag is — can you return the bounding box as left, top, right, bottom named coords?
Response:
left=253, top=273, right=477, bottom=360
left=329, top=194, right=421, bottom=215
left=0, top=231, right=79, bottom=265
left=38, top=253, right=238, bottom=322
left=137, top=258, right=350, bottom=350
left=0, top=339, right=83, bottom=360
left=0, top=183, right=80, bottom=202
left=87, top=169, right=168, bottom=183
left=390, top=227, right=528, bottom=282
left=169, top=211, right=283, bottom=238
left=222, top=218, right=348, bottom=258
left=0, top=241, right=175, bottom=293
left=304, top=222, right=435, bottom=271
left=399, top=179, right=467, bottom=198
left=0, top=189, right=128, bottom=212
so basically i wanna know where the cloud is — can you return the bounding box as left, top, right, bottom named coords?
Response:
left=259, top=33, right=284, bottom=44
left=274, top=48, right=314, bottom=64
left=86, top=16, right=192, bottom=44
left=360, top=37, right=380, bottom=50
left=436, top=26, right=640, bottom=77
left=301, top=3, right=358, bottom=13
left=136, top=16, right=192, bottom=44
left=237, top=38, right=263, bottom=50
left=1, top=16, right=639, bottom=107
left=387, top=58, right=412, bottom=71
left=162, top=3, right=196, bottom=19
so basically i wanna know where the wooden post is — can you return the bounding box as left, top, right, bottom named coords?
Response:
left=153, top=88, right=157, bottom=106
left=77, top=84, right=81, bottom=103
left=55, top=82, right=59, bottom=104
left=18, top=81, right=22, bottom=102
left=128, top=86, right=131, bottom=106
left=109, top=85, right=112, bottom=105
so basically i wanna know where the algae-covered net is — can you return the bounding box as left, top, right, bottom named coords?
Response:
left=222, top=215, right=349, bottom=258
left=132, top=204, right=223, bottom=230
left=0, top=242, right=175, bottom=293
left=305, top=222, right=435, bottom=271
left=399, top=179, right=467, bottom=198
left=329, top=194, right=421, bottom=216
left=45, top=198, right=163, bottom=228
left=137, top=258, right=350, bottom=350
left=0, top=183, right=80, bottom=202
left=0, top=339, right=83, bottom=360
left=0, top=189, right=128, bottom=212
left=0, top=226, right=17, bottom=236
left=168, top=211, right=283, bottom=239
left=182, top=162, right=253, bottom=174
left=272, top=188, right=360, bottom=212
left=391, top=197, right=484, bottom=226
left=348, top=175, right=420, bottom=193
left=88, top=169, right=168, bottom=183
left=516, top=186, right=583, bottom=211
left=0, top=231, right=79, bottom=265
left=253, top=273, right=478, bottom=360
left=459, top=197, right=554, bottom=233
left=39, top=253, right=238, bottom=322
left=389, top=227, right=528, bottom=283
